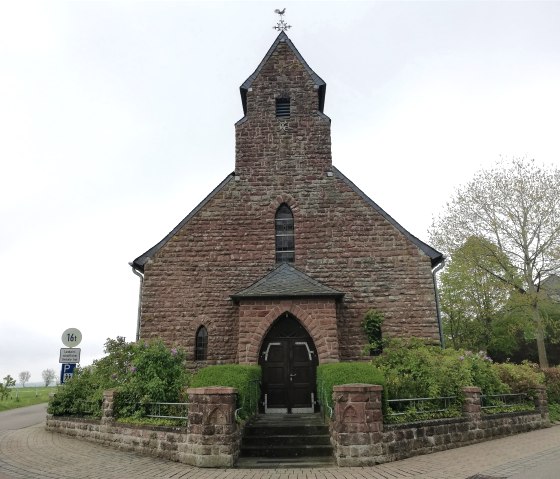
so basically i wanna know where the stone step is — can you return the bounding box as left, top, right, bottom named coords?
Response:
left=240, top=443, right=334, bottom=458
left=239, top=413, right=333, bottom=462
left=242, top=434, right=331, bottom=447
left=243, top=424, right=330, bottom=436
left=236, top=456, right=335, bottom=469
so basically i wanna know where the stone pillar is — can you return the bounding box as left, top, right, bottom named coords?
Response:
left=462, top=386, right=482, bottom=422
left=331, top=384, right=384, bottom=466
left=532, top=385, right=549, bottom=421
left=102, top=389, right=117, bottom=424
left=185, top=386, right=239, bottom=468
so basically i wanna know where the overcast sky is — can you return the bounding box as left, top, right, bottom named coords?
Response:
left=1, top=0, right=559, bottom=384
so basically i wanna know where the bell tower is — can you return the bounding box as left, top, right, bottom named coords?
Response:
left=234, top=32, right=332, bottom=183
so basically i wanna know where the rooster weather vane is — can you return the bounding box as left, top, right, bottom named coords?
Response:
left=274, top=8, right=291, bottom=32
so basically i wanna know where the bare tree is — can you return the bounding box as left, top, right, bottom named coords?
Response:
left=42, top=369, right=56, bottom=387
left=430, top=158, right=560, bottom=367
left=18, top=371, right=31, bottom=388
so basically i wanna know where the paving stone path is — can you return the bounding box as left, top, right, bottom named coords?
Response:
left=0, top=424, right=559, bottom=479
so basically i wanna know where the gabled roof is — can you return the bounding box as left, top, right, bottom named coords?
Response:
left=332, top=166, right=444, bottom=268
left=131, top=172, right=235, bottom=272
left=239, top=31, right=326, bottom=115
left=231, top=263, right=344, bottom=301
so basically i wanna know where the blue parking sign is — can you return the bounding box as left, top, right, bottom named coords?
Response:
left=60, top=363, right=76, bottom=384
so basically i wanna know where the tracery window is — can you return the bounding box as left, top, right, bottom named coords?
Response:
left=275, top=203, right=294, bottom=263
left=195, top=326, right=208, bottom=361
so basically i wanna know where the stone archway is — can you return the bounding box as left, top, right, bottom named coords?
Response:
left=258, top=313, right=318, bottom=413
left=237, top=298, right=340, bottom=365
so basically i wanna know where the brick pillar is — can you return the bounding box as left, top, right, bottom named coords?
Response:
left=102, top=389, right=117, bottom=424
left=462, top=386, right=482, bottom=421
left=185, top=386, right=239, bottom=468
left=331, top=384, right=384, bottom=466
left=532, top=385, right=549, bottom=421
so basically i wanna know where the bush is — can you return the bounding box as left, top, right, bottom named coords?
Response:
left=549, top=402, right=560, bottom=423
left=372, top=338, right=507, bottom=399
left=48, top=337, right=190, bottom=418
left=542, top=367, right=560, bottom=403
left=316, top=362, right=385, bottom=415
left=492, top=361, right=544, bottom=394
left=190, top=364, right=261, bottom=420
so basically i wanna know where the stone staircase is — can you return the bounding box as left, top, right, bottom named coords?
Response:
left=236, top=413, right=334, bottom=468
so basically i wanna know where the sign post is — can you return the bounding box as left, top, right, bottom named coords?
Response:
left=61, top=328, right=82, bottom=348
left=59, top=348, right=81, bottom=364
left=60, top=363, right=76, bottom=384
left=59, top=328, right=82, bottom=384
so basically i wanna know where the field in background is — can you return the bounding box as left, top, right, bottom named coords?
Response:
left=0, top=387, right=55, bottom=412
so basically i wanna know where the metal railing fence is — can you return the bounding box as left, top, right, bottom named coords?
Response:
left=144, top=402, right=189, bottom=420
left=481, top=393, right=534, bottom=414
left=385, top=396, right=461, bottom=423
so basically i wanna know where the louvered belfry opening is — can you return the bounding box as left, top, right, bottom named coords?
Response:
left=276, top=98, right=290, bottom=118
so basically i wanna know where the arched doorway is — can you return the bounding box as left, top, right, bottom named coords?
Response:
left=258, top=313, right=318, bottom=413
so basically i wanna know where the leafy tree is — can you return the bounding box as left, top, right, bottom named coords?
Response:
left=18, top=371, right=31, bottom=387
left=431, top=158, right=560, bottom=367
left=42, top=369, right=56, bottom=387
left=439, top=237, right=528, bottom=354
left=0, top=375, right=16, bottom=400
left=3, top=375, right=16, bottom=388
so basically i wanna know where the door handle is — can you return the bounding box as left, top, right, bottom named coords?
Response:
left=289, top=373, right=296, bottom=382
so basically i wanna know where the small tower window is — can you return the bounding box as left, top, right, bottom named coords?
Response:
left=276, top=98, right=290, bottom=118
left=275, top=203, right=294, bottom=263
left=195, top=326, right=208, bottom=361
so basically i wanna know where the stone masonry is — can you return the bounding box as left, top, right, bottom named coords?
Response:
left=46, top=388, right=239, bottom=468
left=330, top=384, right=550, bottom=467
left=135, top=33, right=441, bottom=364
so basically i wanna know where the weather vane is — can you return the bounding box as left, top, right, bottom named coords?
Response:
left=274, top=8, right=291, bottom=32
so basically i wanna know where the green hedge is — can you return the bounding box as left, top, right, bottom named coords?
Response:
left=542, top=367, right=560, bottom=403
left=316, top=362, right=385, bottom=415
left=190, top=364, right=261, bottom=420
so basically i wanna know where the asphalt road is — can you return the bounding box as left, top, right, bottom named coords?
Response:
left=0, top=404, right=47, bottom=432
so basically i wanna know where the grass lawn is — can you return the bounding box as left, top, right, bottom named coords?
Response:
left=0, top=387, right=56, bottom=412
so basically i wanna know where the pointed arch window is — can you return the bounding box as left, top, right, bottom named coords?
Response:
left=195, top=326, right=208, bottom=361
left=275, top=204, right=294, bottom=263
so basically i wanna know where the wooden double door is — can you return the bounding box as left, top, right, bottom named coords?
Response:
left=259, top=314, right=318, bottom=414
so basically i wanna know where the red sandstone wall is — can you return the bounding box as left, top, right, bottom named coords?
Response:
left=139, top=38, right=439, bottom=362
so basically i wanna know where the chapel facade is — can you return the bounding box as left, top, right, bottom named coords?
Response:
left=131, top=32, right=444, bottom=413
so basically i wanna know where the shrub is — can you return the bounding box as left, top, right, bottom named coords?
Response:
left=372, top=338, right=507, bottom=399
left=48, top=337, right=190, bottom=418
left=190, top=364, right=261, bottom=420
left=549, top=402, right=560, bottom=423
left=362, top=309, right=385, bottom=355
left=542, top=367, right=560, bottom=403
left=316, top=362, right=385, bottom=415
left=492, top=361, right=544, bottom=394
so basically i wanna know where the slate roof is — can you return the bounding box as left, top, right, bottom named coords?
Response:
left=231, top=263, right=344, bottom=301
left=239, top=31, right=326, bottom=115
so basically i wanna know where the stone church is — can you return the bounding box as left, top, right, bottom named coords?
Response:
left=131, top=31, right=444, bottom=413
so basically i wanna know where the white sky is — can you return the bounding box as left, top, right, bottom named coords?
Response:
left=1, top=0, right=559, bottom=384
